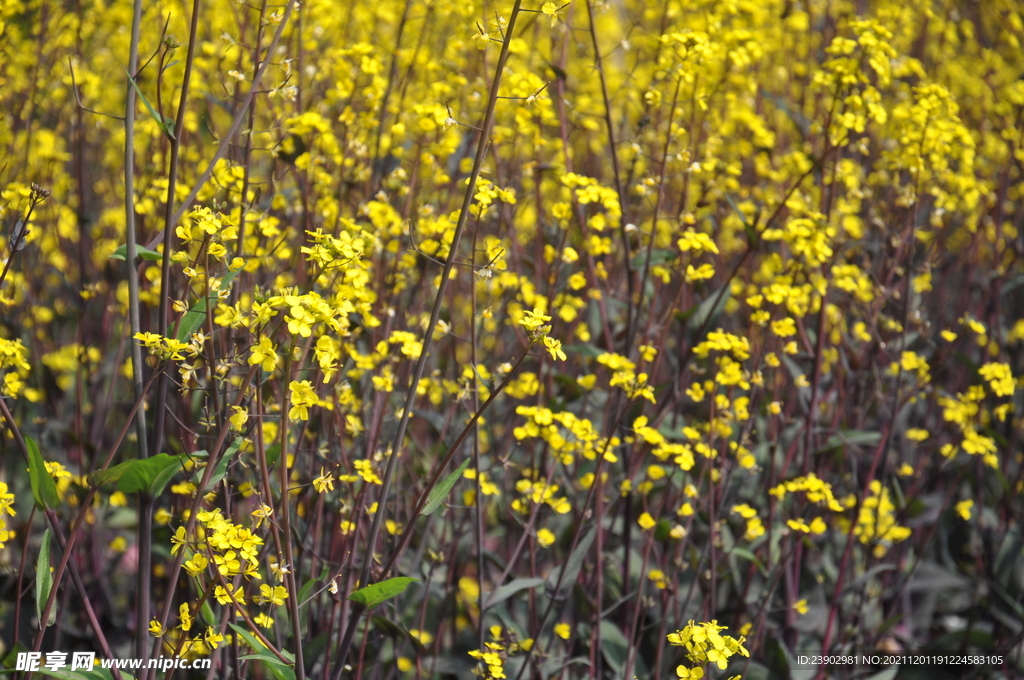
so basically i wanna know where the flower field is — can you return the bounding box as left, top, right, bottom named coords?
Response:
left=1, top=0, right=1023, bottom=678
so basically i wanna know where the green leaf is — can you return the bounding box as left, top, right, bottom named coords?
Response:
left=33, top=669, right=128, bottom=680
left=229, top=623, right=296, bottom=669
left=201, top=599, right=218, bottom=627
left=191, top=438, right=242, bottom=488
left=731, top=546, right=768, bottom=577
left=264, top=443, right=282, bottom=469
left=237, top=656, right=296, bottom=680
left=89, top=453, right=186, bottom=497
left=545, top=525, right=596, bottom=601
left=176, top=268, right=239, bottom=342
left=35, top=528, right=55, bottom=628
left=630, top=248, right=677, bottom=269
left=563, top=343, right=603, bottom=359
left=124, top=67, right=174, bottom=139
left=109, top=244, right=162, bottom=262
left=726, top=193, right=760, bottom=249
left=821, top=429, right=881, bottom=452
left=600, top=620, right=646, bottom=678
left=26, top=436, right=60, bottom=510
left=421, top=459, right=471, bottom=516
left=686, top=287, right=731, bottom=339
left=484, top=577, right=544, bottom=610
left=347, top=576, right=418, bottom=608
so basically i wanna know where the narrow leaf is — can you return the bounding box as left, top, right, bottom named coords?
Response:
left=109, top=244, right=162, bottom=262
left=484, top=577, right=544, bottom=610
left=421, top=459, right=471, bottom=516
left=237, top=657, right=296, bottom=680
left=124, top=67, right=174, bottom=139
left=26, top=436, right=60, bottom=510
left=347, top=576, right=418, bottom=608
left=176, top=268, right=239, bottom=342
left=545, top=525, right=596, bottom=601
left=35, top=528, right=55, bottom=628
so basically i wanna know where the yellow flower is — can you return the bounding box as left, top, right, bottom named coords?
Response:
left=170, top=526, right=188, bottom=555
left=638, top=512, right=657, bottom=530
left=793, top=598, right=809, bottom=615
left=288, top=380, right=318, bottom=421
left=543, top=336, right=566, bottom=361
left=259, top=584, right=289, bottom=606
left=955, top=499, right=973, bottom=520
left=204, top=627, right=224, bottom=649
left=554, top=623, right=571, bottom=640
left=536, top=528, right=556, bottom=547
left=254, top=613, right=274, bottom=628
left=248, top=336, right=278, bottom=372
left=229, top=406, right=248, bottom=431
left=540, top=2, right=563, bottom=27
left=313, top=467, right=335, bottom=493
left=183, top=553, right=209, bottom=577
left=178, top=602, right=193, bottom=631
left=149, top=619, right=165, bottom=637
left=519, top=308, right=552, bottom=332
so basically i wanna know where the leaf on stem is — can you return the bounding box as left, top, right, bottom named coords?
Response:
left=347, top=576, right=418, bottom=608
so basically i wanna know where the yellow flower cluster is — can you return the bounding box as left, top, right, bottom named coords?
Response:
left=668, top=620, right=748, bottom=676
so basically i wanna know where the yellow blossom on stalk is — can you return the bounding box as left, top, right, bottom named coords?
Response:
left=540, top=2, right=563, bottom=27
left=979, top=363, right=1014, bottom=397
left=229, top=406, right=248, bottom=431
left=668, top=620, right=748, bottom=673
left=313, top=467, right=335, bottom=493
left=249, top=337, right=278, bottom=372
left=955, top=499, right=974, bottom=520
left=259, top=584, right=289, bottom=606
left=289, top=380, right=318, bottom=421
left=178, top=603, right=193, bottom=632
left=543, top=336, right=566, bottom=361
left=518, top=308, right=550, bottom=331
left=183, top=553, right=209, bottom=577
left=252, top=504, right=273, bottom=529
left=204, top=627, right=224, bottom=649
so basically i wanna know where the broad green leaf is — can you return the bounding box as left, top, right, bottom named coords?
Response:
left=35, top=528, right=55, bottom=628
left=89, top=453, right=185, bottom=497
left=347, top=576, right=418, bottom=608
left=26, top=436, right=60, bottom=510
left=598, top=622, right=634, bottom=675
left=109, top=244, right=162, bottom=262
left=176, top=268, right=239, bottom=342
left=421, top=459, right=471, bottom=516
left=484, top=577, right=544, bottom=610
